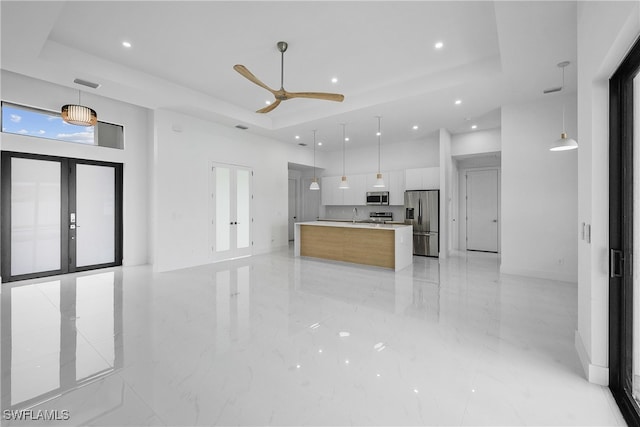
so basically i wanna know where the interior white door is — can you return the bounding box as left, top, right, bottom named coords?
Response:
left=466, top=169, right=499, bottom=252
left=210, top=163, right=252, bottom=261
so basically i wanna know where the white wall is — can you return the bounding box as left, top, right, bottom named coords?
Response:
left=451, top=127, right=501, bottom=157
left=575, top=0, right=640, bottom=385
left=501, top=93, right=578, bottom=282
left=319, top=132, right=439, bottom=176
left=439, top=128, right=452, bottom=258
left=0, top=70, right=150, bottom=268
left=152, top=109, right=314, bottom=272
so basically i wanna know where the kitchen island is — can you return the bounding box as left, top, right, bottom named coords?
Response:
left=294, top=221, right=413, bottom=271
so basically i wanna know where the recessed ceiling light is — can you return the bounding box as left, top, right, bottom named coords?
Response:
left=376, top=131, right=381, bottom=136
left=295, top=135, right=300, bottom=140
left=412, top=125, right=419, bottom=130
left=435, top=41, right=444, bottom=49
left=471, top=125, right=478, bottom=129
left=122, top=41, right=132, bottom=48
left=265, top=100, right=271, bottom=105
left=331, top=77, right=338, bottom=83
left=455, top=99, right=462, bottom=105
left=345, top=137, right=349, bottom=142
left=318, top=142, right=323, bottom=146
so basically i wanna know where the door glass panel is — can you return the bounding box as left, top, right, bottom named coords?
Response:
left=76, top=164, right=115, bottom=267
left=11, top=158, right=61, bottom=276
left=216, top=167, right=231, bottom=252
left=633, top=74, right=640, bottom=403
left=236, top=169, right=250, bottom=249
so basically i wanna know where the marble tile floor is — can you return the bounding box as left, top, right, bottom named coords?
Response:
left=0, top=247, right=626, bottom=426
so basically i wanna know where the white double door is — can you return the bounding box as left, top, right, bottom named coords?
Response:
left=210, top=162, right=252, bottom=261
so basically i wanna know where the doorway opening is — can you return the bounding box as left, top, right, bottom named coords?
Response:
left=456, top=154, right=501, bottom=254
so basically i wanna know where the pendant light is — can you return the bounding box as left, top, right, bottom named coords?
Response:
left=550, top=61, right=578, bottom=151
left=310, top=130, right=320, bottom=190
left=339, top=123, right=349, bottom=189
left=61, top=90, right=97, bottom=126
left=373, top=116, right=386, bottom=187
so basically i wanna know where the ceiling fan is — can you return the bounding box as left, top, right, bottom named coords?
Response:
left=234, top=41, right=345, bottom=113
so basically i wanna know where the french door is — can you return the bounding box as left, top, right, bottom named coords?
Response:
left=209, top=162, right=252, bottom=261
left=609, top=36, right=640, bottom=425
left=1, top=152, right=123, bottom=283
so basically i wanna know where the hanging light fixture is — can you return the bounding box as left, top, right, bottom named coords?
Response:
left=550, top=61, right=578, bottom=151
left=61, top=90, right=97, bottom=126
left=339, top=123, right=349, bottom=189
left=373, top=116, right=386, bottom=188
left=310, top=130, right=320, bottom=191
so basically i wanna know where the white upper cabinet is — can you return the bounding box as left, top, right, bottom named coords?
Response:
left=365, top=170, right=405, bottom=205
left=342, top=174, right=366, bottom=205
left=405, top=167, right=440, bottom=190
left=321, top=174, right=366, bottom=205
left=388, top=170, right=405, bottom=205
left=321, top=176, right=343, bottom=205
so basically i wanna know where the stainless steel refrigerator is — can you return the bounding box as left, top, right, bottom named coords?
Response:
left=404, top=190, right=439, bottom=257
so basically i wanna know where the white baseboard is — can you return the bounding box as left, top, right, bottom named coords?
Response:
left=575, top=330, right=609, bottom=386
left=500, top=265, right=577, bottom=283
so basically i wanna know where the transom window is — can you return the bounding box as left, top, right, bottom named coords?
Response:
left=1, top=102, right=123, bottom=149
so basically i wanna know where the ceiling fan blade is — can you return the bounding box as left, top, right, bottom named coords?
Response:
left=233, top=64, right=276, bottom=94
left=286, top=91, right=345, bottom=102
left=256, top=99, right=281, bottom=113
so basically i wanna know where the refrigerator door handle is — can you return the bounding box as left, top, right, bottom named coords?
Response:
left=418, top=199, right=422, bottom=225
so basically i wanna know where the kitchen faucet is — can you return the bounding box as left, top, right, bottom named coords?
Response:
left=352, top=207, right=358, bottom=223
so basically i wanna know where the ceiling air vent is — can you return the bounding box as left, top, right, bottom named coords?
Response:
left=235, top=124, right=249, bottom=130
left=298, top=143, right=307, bottom=146
left=73, top=78, right=100, bottom=89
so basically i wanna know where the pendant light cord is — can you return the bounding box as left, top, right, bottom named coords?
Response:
left=561, top=64, right=566, bottom=132
left=342, top=123, right=346, bottom=177
left=312, top=129, right=317, bottom=179
left=377, top=116, right=382, bottom=174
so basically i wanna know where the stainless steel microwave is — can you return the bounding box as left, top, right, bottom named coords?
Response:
left=366, top=191, right=389, bottom=205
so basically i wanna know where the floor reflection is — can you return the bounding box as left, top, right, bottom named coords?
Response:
left=1, top=270, right=123, bottom=415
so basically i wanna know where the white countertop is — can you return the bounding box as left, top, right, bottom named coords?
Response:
left=297, top=221, right=411, bottom=230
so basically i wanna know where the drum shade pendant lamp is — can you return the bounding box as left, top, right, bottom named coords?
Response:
left=61, top=90, right=97, bottom=126
left=550, top=61, right=577, bottom=151
left=339, top=123, right=349, bottom=189
left=373, top=116, right=385, bottom=188
left=310, top=130, right=320, bottom=190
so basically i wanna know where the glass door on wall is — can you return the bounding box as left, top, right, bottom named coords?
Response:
left=1, top=152, right=123, bottom=283
left=610, top=36, right=640, bottom=425
left=209, top=162, right=252, bottom=261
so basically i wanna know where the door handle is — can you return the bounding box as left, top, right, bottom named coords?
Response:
left=492, top=219, right=498, bottom=223
left=610, top=249, right=624, bottom=278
